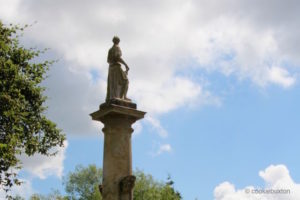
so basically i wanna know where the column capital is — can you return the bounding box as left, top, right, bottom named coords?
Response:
left=90, top=99, right=146, bottom=124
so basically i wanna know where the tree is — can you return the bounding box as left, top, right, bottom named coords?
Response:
left=134, top=171, right=181, bottom=200
left=29, top=190, right=67, bottom=200
left=64, top=165, right=102, bottom=200
left=0, top=21, right=65, bottom=194
left=30, top=165, right=182, bottom=200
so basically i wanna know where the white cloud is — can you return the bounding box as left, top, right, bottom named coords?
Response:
left=0, top=0, right=21, bottom=22
left=268, top=67, right=295, bottom=88
left=214, top=164, right=300, bottom=200
left=43, top=64, right=107, bottom=136
left=0, top=0, right=299, bottom=138
left=148, top=142, right=173, bottom=157
left=0, top=178, right=33, bottom=199
left=145, top=116, right=168, bottom=138
left=132, top=76, right=220, bottom=115
left=158, top=144, right=172, bottom=154
left=132, top=121, right=143, bottom=136
left=19, top=141, right=68, bottom=179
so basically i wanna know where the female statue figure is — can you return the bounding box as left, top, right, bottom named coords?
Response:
left=106, top=36, right=130, bottom=102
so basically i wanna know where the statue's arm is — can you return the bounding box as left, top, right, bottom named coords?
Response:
left=118, top=57, right=129, bottom=71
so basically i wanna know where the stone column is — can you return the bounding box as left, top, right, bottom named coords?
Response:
left=90, top=100, right=146, bottom=200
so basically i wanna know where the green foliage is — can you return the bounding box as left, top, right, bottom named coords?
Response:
left=64, top=165, right=102, bottom=200
left=12, top=195, right=25, bottom=200
left=31, top=165, right=181, bottom=200
left=134, top=171, right=181, bottom=200
left=29, top=190, right=68, bottom=200
left=0, top=21, right=65, bottom=194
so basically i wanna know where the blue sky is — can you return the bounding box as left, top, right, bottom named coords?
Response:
left=1, top=0, right=300, bottom=199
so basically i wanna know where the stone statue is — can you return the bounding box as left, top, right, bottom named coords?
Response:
left=106, top=36, right=130, bottom=102
left=91, top=38, right=146, bottom=199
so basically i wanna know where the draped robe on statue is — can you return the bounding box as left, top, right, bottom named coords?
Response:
left=106, top=45, right=129, bottom=102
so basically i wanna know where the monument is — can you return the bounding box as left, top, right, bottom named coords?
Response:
left=90, top=36, right=146, bottom=200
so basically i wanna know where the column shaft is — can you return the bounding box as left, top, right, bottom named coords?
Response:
left=102, top=116, right=134, bottom=200
left=90, top=102, right=146, bottom=200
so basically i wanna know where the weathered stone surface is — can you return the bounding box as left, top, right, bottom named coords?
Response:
left=100, top=98, right=137, bottom=110
left=119, top=175, right=136, bottom=200
left=106, top=36, right=130, bottom=102
left=90, top=101, right=145, bottom=200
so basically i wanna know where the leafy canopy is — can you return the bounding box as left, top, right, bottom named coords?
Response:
left=64, top=165, right=102, bottom=200
left=0, top=21, right=65, bottom=193
left=28, top=165, right=182, bottom=200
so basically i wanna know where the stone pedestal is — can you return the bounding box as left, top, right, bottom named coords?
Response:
left=90, top=100, right=146, bottom=200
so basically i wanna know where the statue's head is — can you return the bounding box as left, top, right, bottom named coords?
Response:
left=112, top=36, right=120, bottom=44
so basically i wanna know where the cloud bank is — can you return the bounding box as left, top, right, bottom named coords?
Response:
left=214, top=164, right=300, bottom=200
left=1, top=0, right=299, bottom=137
left=19, top=141, right=68, bottom=179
